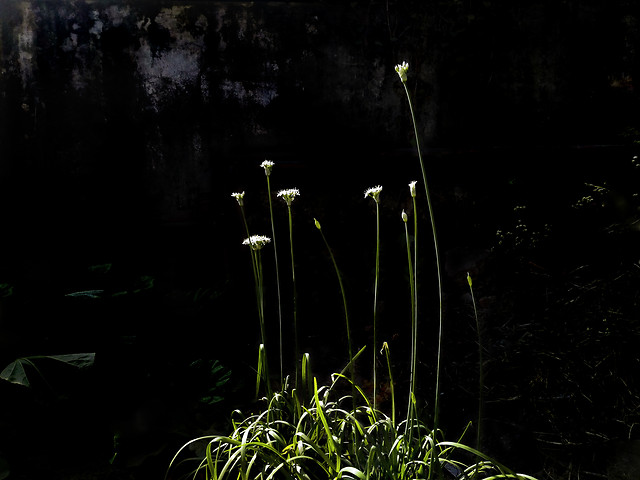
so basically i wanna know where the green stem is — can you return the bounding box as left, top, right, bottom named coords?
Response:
left=239, top=206, right=260, bottom=307
left=266, top=176, right=284, bottom=387
left=467, top=272, right=484, bottom=454
left=373, top=200, right=381, bottom=411
left=402, top=81, right=443, bottom=478
left=404, top=214, right=416, bottom=440
left=256, top=249, right=272, bottom=398
left=315, top=220, right=353, bottom=384
left=287, top=205, right=299, bottom=389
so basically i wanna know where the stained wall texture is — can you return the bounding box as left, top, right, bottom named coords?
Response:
left=1, top=1, right=639, bottom=234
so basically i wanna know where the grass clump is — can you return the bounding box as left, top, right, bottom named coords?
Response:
left=168, top=360, right=537, bottom=480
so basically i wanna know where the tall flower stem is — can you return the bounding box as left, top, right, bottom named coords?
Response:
left=314, top=219, right=353, bottom=385
left=242, top=234, right=273, bottom=399
left=402, top=208, right=418, bottom=444
left=277, top=188, right=301, bottom=389
left=255, top=249, right=272, bottom=398
left=262, top=162, right=284, bottom=387
left=365, top=186, right=382, bottom=411
left=286, top=204, right=299, bottom=388
left=373, top=200, right=381, bottom=411
left=467, top=272, right=484, bottom=454
left=411, top=192, right=419, bottom=422
left=232, top=193, right=260, bottom=313
left=396, top=62, right=444, bottom=478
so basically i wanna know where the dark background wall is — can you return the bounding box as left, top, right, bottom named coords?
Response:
left=1, top=0, right=639, bottom=232
left=1, top=1, right=640, bottom=479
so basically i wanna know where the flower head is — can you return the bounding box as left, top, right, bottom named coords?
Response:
left=277, top=188, right=300, bottom=206
left=242, top=235, right=271, bottom=250
left=260, top=160, right=274, bottom=176
left=364, top=185, right=383, bottom=203
left=402, top=210, right=408, bottom=223
left=395, top=61, right=409, bottom=83
left=409, top=180, right=417, bottom=198
left=231, top=191, right=245, bottom=206
left=314, top=218, right=322, bottom=230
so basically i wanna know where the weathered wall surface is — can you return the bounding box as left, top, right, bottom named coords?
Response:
left=1, top=1, right=639, bottom=230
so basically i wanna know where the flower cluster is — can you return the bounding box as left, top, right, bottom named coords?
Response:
left=260, top=160, right=274, bottom=176
left=277, top=188, right=300, bottom=206
left=243, top=235, right=272, bottom=250
left=231, top=191, right=245, bottom=206
left=395, top=61, right=409, bottom=83
left=364, top=185, right=383, bottom=203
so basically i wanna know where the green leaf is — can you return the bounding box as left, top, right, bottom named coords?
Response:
left=88, top=263, right=112, bottom=274
left=47, top=353, right=96, bottom=369
left=0, top=354, right=95, bottom=388
left=65, top=290, right=104, bottom=299
left=0, top=359, right=32, bottom=387
left=0, top=283, right=13, bottom=298
left=200, top=395, right=224, bottom=405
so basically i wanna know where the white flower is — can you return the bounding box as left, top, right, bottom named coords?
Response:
left=277, top=188, right=300, bottom=206
left=402, top=210, right=408, bottom=223
left=260, top=160, right=274, bottom=176
left=243, top=235, right=272, bottom=250
left=395, top=61, right=409, bottom=83
left=364, top=185, right=383, bottom=203
left=231, top=191, right=245, bottom=206
left=409, top=180, right=417, bottom=198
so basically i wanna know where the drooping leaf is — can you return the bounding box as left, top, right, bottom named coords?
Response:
left=0, top=353, right=95, bottom=388
left=47, top=353, right=96, bottom=369
left=65, top=290, right=104, bottom=299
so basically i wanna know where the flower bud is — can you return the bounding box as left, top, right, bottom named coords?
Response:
left=409, top=181, right=417, bottom=198
left=395, top=61, right=409, bottom=83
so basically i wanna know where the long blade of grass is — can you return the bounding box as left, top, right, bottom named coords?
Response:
left=312, top=377, right=338, bottom=466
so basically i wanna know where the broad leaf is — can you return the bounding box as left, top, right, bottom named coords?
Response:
left=0, top=353, right=96, bottom=388
left=0, top=359, right=31, bottom=387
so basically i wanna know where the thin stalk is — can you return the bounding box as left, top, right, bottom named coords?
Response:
left=287, top=204, right=300, bottom=389
left=403, top=210, right=417, bottom=441
left=401, top=79, right=443, bottom=479
left=266, top=175, right=284, bottom=387
left=467, top=272, right=484, bottom=454
left=314, top=219, right=353, bottom=383
left=381, top=342, right=395, bottom=427
left=373, top=200, right=381, bottom=411
left=238, top=204, right=260, bottom=311
left=255, top=249, right=272, bottom=398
